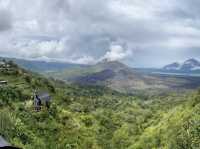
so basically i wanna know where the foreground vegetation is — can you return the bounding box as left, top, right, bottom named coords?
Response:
left=0, top=61, right=200, bottom=149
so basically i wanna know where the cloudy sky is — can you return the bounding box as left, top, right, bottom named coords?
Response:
left=0, top=0, right=200, bottom=67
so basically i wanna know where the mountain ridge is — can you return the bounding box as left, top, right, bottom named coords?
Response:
left=2, top=58, right=200, bottom=148
left=163, top=58, right=200, bottom=72
left=71, top=60, right=200, bottom=93
left=0, top=57, right=88, bottom=72
left=1, top=57, right=200, bottom=93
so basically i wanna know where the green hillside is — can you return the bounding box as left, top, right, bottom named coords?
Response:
left=1, top=61, right=200, bottom=149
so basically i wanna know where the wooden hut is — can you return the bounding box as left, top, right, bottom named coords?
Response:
left=0, top=81, right=7, bottom=86
left=34, top=91, right=51, bottom=111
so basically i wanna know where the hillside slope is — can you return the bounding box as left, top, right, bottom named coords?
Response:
left=1, top=60, right=200, bottom=149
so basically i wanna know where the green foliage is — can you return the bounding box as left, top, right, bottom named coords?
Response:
left=1, top=61, right=200, bottom=149
left=0, top=110, right=15, bottom=138
left=0, top=86, right=24, bottom=106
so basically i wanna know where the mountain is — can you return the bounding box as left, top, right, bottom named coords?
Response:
left=71, top=60, right=200, bottom=93
left=0, top=57, right=87, bottom=72
left=72, top=60, right=134, bottom=86
left=2, top=57, right=200, bottom=93
left=163, top=58, right=200, bottom=72
left=2, top=59, right=200, bottom=149
left=181, top=59, right=200, bottom=71
left=95, top=59, right=129, bottom=71
left=163, top=62, right=181, bottom=70
left=43, top=60, right=131, bottom=82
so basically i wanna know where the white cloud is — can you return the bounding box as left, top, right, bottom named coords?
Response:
left=102, top=44, right=133, bottom=61
left=69, top=55, right=96, bottom=64
left=0, top=0, right=200, bottom=67
left=12, top=38, right=68, bottom=58
left=22, top=55, right=96, bottom=65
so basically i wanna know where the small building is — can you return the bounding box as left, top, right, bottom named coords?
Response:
left=0, top=81, right=8, bottom=87
left=0, top=81, right=7, bottom=85
left=0, top=61, right=5, bottom=66
left=0, top=61, right=10, bottom=69
left=34, top=91, right=51, bottom=111
left=0, top=136, right=20, bottom=149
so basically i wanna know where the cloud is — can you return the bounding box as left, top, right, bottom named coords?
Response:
left=0, top=9, right=12, bottom=31
left=102, top=43, right=133, bottom=61
left=0, top=0, right=200, bottom=67
left=25, top=55, right=95, bottom=65
left=69, top=55, right=96, bottom=64
left=12, top=38, right=68, bottom=58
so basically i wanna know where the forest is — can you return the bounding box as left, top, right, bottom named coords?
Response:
left=0, top=61, right=200, bottom=149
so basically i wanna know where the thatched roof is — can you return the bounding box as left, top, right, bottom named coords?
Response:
left=37, top=92, right=51, bottom=102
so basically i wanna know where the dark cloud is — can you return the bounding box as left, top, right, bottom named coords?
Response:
left=0, top=9, right=12, bottom=31
left=175, top=0, right=200, bottom=19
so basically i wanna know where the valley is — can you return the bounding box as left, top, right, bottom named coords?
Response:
left=41, top=59, right=200, bottom=94
left=1, top=1, right=200, bottom=148
left=0, top=60, right=200, bottom=149
left=0, top=59, right=200, bottom=149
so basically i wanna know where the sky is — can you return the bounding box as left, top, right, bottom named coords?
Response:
left=0, top=0, right=200, bottom=68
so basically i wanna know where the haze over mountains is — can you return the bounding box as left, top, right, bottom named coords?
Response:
left=70, top=59, right=200, bottom=93
left=0, top=57, right=88, bottom=72
left=163, top=58, right=200, bottom=72
left=1, top=57, right=200, bottom=94
left=3, top=56, right=200, bottom=73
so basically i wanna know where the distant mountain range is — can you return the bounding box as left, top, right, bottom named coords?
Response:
left=163, top=58, right=200, bottom=72
left=1, top=57, right=200, bottom=93
left=0, top=57, right=87, bottom=72
left=69, top=59, right=200, bottom=93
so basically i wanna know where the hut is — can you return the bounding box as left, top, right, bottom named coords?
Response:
left=34, top=91, right=51, bottom=111
left=0, top=136, right=20, bottom=149
left=0, top=81, right=7, bottom=86
left=0, top=61, right=5, bottom=66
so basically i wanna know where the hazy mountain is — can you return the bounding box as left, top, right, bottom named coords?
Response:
left=72, top=60, right=135, bottom=86
left=94, top=59, right=129, bottom=71
left=43, top=59, right=132, bottom=82
left=0, top=57, right=87, bottom=72
left=2, top=57, right=200, bottom=93
left=163, top=58, right=200, bottom=72
left=71, top=60, right=200, bottom=93
left=163, top=62, right=181, bottom=70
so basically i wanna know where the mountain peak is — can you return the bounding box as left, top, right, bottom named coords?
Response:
left=98, top=58, right=120, bottom=64
left=163, top=62, right=181, bottom=70
left=183, top=58, right=200, bottom=65
left=96, top=59, right=129, bottom=71
left=163, top=58, right=200, bottom=71
left=99, top=58, right=111, bottom=63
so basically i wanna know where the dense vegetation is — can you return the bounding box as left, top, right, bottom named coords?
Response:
left=0, top=61, right=200, bottom=149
